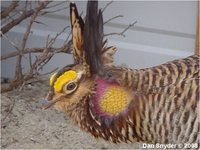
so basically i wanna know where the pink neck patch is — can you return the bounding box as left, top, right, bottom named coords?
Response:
left=91, top=77, right=129, bottom=118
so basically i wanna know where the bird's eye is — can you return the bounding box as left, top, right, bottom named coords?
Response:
left=66, top=82, right=77, bottom=91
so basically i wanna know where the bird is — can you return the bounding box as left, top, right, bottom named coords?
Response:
left=43, top=1, right=200, bottom=145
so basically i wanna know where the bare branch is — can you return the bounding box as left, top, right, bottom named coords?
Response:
left=1, top=1, right=19, bottom=19
left=21, top=2, right=51, bottom=52
left=0, top=42, right=72, bottom=61
left=102, top=1, right=113, bottom=13
left=45, top=1, right=67, bottom=9
left=41, top=68, right=59, bottom=76
left=1, top=75, right=36, bottom=93
left=33, top=20, right=48, bottom=26
left=28, top=52, right=33, bottom=71
left=48, top=26, right=69, bottom=47
left=104, top=21, right=137, bottom=37
left=41, top=6, right=69, bottom=15
left=1, top=0, right=136, bottom=93
left=29, top=27, right=70, bottom=73
left=1, top=1, right=51, bottom=35
left=103, top=15, right=123, bottom=25
left=15, top=1, right=51, bottom=80
left=2, top=96, right=15, bottom=122
left=1, top=32, right=20, bottom=51
left=1, top=1, right=72, bottom=93
left=1, top=9, right=34, bottom=35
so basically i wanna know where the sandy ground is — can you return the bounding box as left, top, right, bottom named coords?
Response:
left=1, top=80, right=140, bottom=149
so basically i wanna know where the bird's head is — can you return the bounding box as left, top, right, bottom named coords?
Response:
left=42, top=63, right=95, bottom=112
left=43, top=1, right=116, bottom=113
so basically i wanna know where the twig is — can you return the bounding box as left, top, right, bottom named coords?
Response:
left=1, top=9, right=34, bottom=35
left=1, top=1, right=51, bottom=35
left=1, top=32, right=20, bottom=51
left=33, top=20, right=48, bottom=26
left=46, top=34, right=50, bottom=47
left=103, top=15, right=123, bottom=25
left=104, top=21, right=137, bottom=37
left=15, top=1, right=51, bottom=80
left=2, top=9, right=24, bottom=25
left=18, top=81, right=26, bottom=91
left=41, top=6, right=69, bottom=15
left=1, top=1, right=72, bottom=93
left=37, top=53, right=54, bottom=71
left=21, top=1, right=51, bottom=52
left=40, top=67, right=59, bottom=76
left=1, top=75, right=35, bottom=93
left=45, top=1, right=67, bottom=9
left=0, top=43, right=72, bottom=61
left=2, top=96, right=15, bottom=122
left=102, top=1, right=113, bottom=13
left=29, top=51, right=33, bottom=71
left=2, top=1, right=135, bottom=93
left=30, top=27, right=69, bottom=72
left=47, top=26, right=69, bottom=47
left=65, top=30, right=72, bottom=42
left=1, top=1, right=19, bottom=19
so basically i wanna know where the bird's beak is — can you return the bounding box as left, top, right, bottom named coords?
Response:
left=42, top=98, right=61, bottom=110
left=42, top=92, right=59, bottom=110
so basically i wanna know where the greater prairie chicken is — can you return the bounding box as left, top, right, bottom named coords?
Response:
left=43, top=1, right=200, bottom=145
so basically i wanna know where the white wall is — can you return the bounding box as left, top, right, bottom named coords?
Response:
left=1, top=1, right=197, bottom=78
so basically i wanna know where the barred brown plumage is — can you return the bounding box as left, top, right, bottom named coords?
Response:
left=113, top=55, right=199, bottom=92
left=43, top=1, right=200, bottom=145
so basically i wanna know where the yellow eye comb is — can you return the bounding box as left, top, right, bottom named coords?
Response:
left=50, top=70, right=77, bottom=92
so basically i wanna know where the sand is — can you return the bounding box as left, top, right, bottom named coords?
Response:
left=1, top=80, right=140, bottom=149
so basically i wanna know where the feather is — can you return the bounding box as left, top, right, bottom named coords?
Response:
left=84, top=0, right=103, bottom=75
left=70, top=2, right=85, bottom=63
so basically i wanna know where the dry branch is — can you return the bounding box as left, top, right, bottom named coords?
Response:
left=28, top=26, right=69, bottom=75
left=1, top=1, right=67, bottom=93
left=1, top=9, right=34, bottom=35
left=0, top=41, right=72, bottom=61
left=1, top=1, right=135, bottom=93
left=1, top=75, right=35, bottom=93
left=1, top=1, right=19, bottom=19
left=104, top=21, right=137, bottom=37
left=1, top=1, right=51, bottom=35
left=15, top=1, right=51, bottom=80
left=103, top=15, right=123, bottom=25
left=102, top=1, right=113, bottom=13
